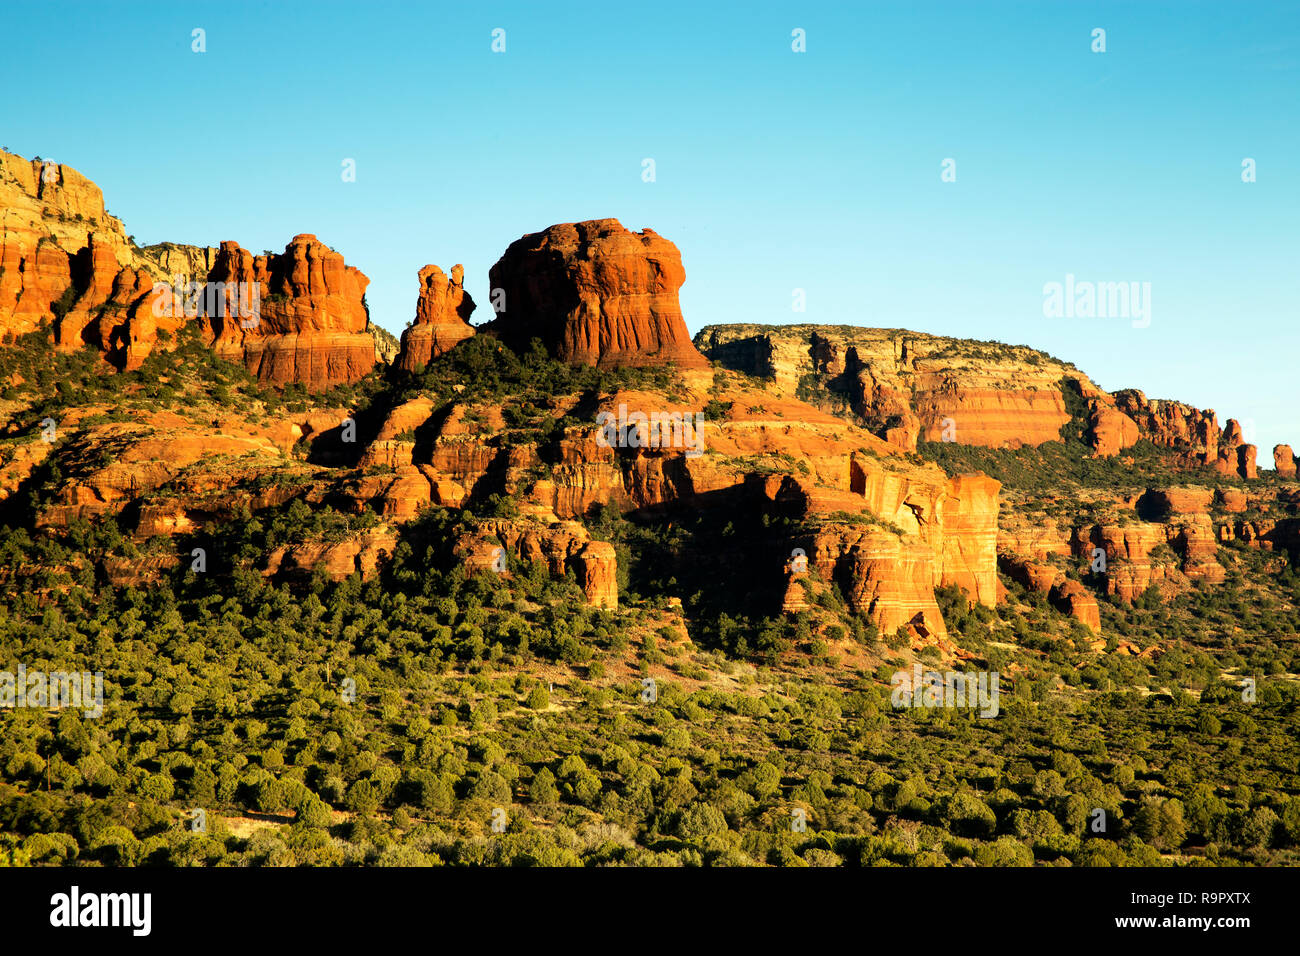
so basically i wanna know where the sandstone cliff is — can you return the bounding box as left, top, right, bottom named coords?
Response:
left=694, top=324, right=1094, bottom=451
left=695, top=324, right=1288, bottom=478
left=1, top=149, right=377, bottom=390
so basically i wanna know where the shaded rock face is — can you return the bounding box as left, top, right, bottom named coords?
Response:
left=1137, top=486, right=1214, bottom=520
left=395, top=264, right=475, bottom=372
left=487, top=219, right=708, bottom=369
left=369, top=324, right=400, bottom=364
left=1235, top=442, right=1258, bottom=480
left=197, top=235, right=375, bottom=390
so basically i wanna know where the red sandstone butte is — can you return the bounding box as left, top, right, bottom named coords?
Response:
left=486, top=218, right=709, bottom=369
left=395, top=264, right=475, bottom=372
left=200, top=234, right=375, bottom=390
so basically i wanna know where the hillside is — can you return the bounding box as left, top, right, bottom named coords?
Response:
left=0, top=151, right=1298, bottom=868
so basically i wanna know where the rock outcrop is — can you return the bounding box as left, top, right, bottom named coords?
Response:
left=487, top=219, right=708, bottom=369
left=1, top=150, right=377, bottom=389
left=1138, top=486, right=1214, bottom=519
left=265, top=526, right=398, bottom=582
left=395, top=264, right=475, bottom=372
left=1087, top=402, right=1140, bottom=457
left=455, top=518, right=618, bottom=608
left=693, top=326, right=1271, bottom=474
left=1112, top=394, right=1264, bottom=480
left=197, top=235, right=375, bottom=390
left=936, top=473, right=1002, bottom=605
left=694, top=324, right=1091, bottom=451
left=0, top=149, right=174, bottom=364
left=0, top=149, right=151, bottom=340
left=998, top=553, right=1100, bottom=633
left=1113, top=389, right=1220, bottom=460
left=1274, top=444, right=1297, bottom=478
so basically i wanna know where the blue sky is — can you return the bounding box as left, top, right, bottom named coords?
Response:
left=3, top=1, right=1296, bottom=456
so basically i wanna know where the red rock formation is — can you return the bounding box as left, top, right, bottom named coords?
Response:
left=814, top=527, right=948, bottom=639
left=30, top=417, right=285, bottom=529
left=1112, top=394, right=1262, bottom=479
left=1070, top=508, right=1226, bottom=601
left=1237, top=443, right=1258, bottom=480
left=199, top=235, right=375, bottom=390
left=1050, top=579, right=1101, bottom=633
left=572, top=541, right=618, bottom=608
left=1215, top=488, right=1247, bottom=513
left=1172, top=517, right=1226, bottom=585
left=781, top=554, right=812, bottom=613
left=454, top=518, right=618, bottom=607
left=2, top=150, right=378, bottom=390
left=1087, top=402, right=1140, bottom=457
left=52, top=234, right=122, bottom=349
left=0, top=150, right=144, bottom=340
left=1114, top=390, right=1220, bottom=461
left=695, top=326, right=1087, bottom=449
left=1141, top=486, right=1214, bottom=518
left=1274, top=444, right=1296, bottom=478
left=998, top=552, right=1100, bottom=633
left=486, top=219, right=709, bottom=369
left=937, top=473, right=1001, bottom=605
left=1072, top=523, right=1177, bottom=603
left=395, top=264, right=475, bottom=372
left=915, top=391, right=1069, bottom=447
left=265, top=527, right=398, bottom=582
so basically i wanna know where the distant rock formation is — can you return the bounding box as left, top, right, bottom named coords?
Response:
left=0, top=149, right=168, bottom=363
left=694, top=324, right=1087, bottom=452
left=487, top=219, right=708, bottom=369
left=395, top=264, right=475, bottom=372
left=999, top=553, right=1100, bottom=633
left=0, top=149, right=375, bottom=389
left=369, top=324, right=400, bottom=365
left=693, top=325, right=1271, bottom=479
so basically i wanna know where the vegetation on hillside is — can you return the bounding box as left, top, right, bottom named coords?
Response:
left=1, top=336, right=1298, bottom=867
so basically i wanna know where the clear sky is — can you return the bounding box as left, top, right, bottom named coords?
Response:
left=3, top=1, right=1296, bottom=457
